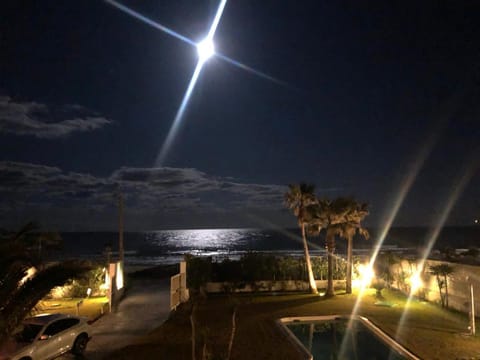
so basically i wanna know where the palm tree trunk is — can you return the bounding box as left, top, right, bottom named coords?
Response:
left=346, top=235, right=353, bottom=294
left=436, top=276, right=445, bottom=307
left=191, top=303, right=197, bottom=360
left=331, top=321, right=338, bottom=357
left=226, top=307, right=236, bottom=360
left=444, top=274, right=449, bottom=308
left=326, top=231, right=335, bottom=297
left=308, top=323, right=314, bottom=352
left=302, top=223, right=318, bottom=294
left=202, top=341, right=207, bottom=360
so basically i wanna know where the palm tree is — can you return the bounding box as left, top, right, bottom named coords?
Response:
left=306, top=197, right=369, bottom=296
left=324, top=223, right=339, bottom=297
left=285, top=183, right=318, bottom=294
left=312, top=198, right=346, bottom=297
left=375, top=251, right=399, bottom=290
left=36, top=231, right=63, bottom=264
left=1, top=222, right=63, bottom=265
left=430, top=263, right=454, bottom=308
left=5, top=221, right=38, bottom=243
left=0, top=225, right=91, bottom=345
left=336, top=200, right=369, bottom=294
left=315, top=198, right=368, bottom=296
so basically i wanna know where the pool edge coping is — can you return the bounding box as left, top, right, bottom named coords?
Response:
left=277, top=315, right=421, bottom=360
left=276, top=317, right=313, bottom=360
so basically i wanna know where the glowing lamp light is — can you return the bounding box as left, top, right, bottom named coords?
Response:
left=353, top=263, right=375, bottom=289
left=20, top=267, right=36, bottom=286
left=101, top=268, right=110, bottom=291
left=116, top=262, right=124, bottom=290
left=197, top=38, right=215, bottom=63
left=99, top=283, right=109, bottom=291
left=409, top=272, right=423, bottom=294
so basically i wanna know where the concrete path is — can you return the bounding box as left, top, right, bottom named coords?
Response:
left=60, top=278, right=171, bottom=359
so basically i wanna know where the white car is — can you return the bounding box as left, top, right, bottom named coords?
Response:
left=0, top=313, right=91, bottom=360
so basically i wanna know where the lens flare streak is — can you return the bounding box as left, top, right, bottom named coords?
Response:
left=155, top=0, right=227, bottom=166
left=105, top=0, right=291, bottom=165
left=394, top=153, right=480, bottom=341
left=207, top=0, right=228, bottom=40
left=105, top=0, right=195, bottom=46
left=337, top=103, right=458, bottom=358
left=155, top=60, right=204, bottom=166
left=104, top=0, right=287, bottom=88
left=361, top=92, right=460, bottom=279
left=217, top=53, right=290, bottom=88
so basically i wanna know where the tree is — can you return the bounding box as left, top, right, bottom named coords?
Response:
left=285, top=183, right=319, bottom=294
left=374, top=252, right=400, bottom=290
left=0, top=225, right=91, bottom=345
left=430, top=263, right=454, bottom=308
left=1, top=222, right=63, bottom=265
left=309, top=198, right=368, bottom=296
left=324, top=224, right=339, bottom=297
left=335, top=200, right=369, bottom=294
left=311, top=198, right=350, bottom=296
left=35, top=231, right=63, bottom=264
left=2, top=221, right=38, bottom=243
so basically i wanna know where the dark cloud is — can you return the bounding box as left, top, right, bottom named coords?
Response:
left=111, top=167, right=218, bottom=189
left=0, top=96, right=111, bottom=138
left=0, top=161, right=288, bottom=230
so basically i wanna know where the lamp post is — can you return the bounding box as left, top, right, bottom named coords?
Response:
left=118, top=192, right=124, bottom=263
left=466, top=275, right=476, bottom=336
left=470, top=283, right=476, bottom=336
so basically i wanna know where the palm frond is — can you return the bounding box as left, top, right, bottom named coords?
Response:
left=430, top=264, right=454, bottom=276
left=0, top=260, right=91, bottom=343
left=9, top=222, right=39, bottom=243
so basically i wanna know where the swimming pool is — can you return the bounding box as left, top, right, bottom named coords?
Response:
left=279, top=315, right=420, bottom=360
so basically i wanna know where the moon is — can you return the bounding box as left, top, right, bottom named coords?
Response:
left=197, top=38, right=215, bottom=62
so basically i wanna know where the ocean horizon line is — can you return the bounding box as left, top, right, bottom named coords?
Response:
left=57, top=225, right=480, bottom=233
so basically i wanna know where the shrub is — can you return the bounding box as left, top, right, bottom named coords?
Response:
left=371, top=278, right=386, bottom=298
left=48, top=265, right=106, bottom=298
left=186, top=255, right=213, bottom=290
left=185, top=253, right=352, bottom=288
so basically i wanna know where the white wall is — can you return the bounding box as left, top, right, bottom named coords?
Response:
left=391, top=259, right=480, bottom=316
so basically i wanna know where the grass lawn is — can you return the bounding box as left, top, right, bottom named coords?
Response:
left=34, top=297, right=109, bottom=321
left=108, top=289, right=480, bottom=360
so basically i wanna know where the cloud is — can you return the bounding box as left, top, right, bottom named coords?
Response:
left=0, top=161, right=288, bottom=230
left=111, top=166, right=216, bottom=189
left=0, top=96, right=111, bottom=138
left=109, top=166, right=286, bottom=214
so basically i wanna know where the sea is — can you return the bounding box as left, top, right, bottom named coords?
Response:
left=57, top=227, right=480, bottom=269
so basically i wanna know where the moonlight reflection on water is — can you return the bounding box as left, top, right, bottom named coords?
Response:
left=152, top=228, right=252, bottom=250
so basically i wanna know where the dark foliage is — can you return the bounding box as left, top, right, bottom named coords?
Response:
left=185, top=254, right=351, bottom=290
left=0, top=224, right=91, bottom=345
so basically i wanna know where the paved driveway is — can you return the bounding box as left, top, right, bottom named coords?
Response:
left=60, top=278, right=171, bottom=359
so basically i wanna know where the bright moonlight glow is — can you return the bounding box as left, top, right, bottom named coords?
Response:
left=197, top=38, right=215, bottom=62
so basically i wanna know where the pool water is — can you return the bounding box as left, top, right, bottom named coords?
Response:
left=287, top=318, right=407, bottom=360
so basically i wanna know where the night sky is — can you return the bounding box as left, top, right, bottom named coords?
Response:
left=1, top=0, right=479, bottom=230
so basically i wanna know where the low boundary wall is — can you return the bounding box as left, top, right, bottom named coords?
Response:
left=204, top=279, right=346, bottom=293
